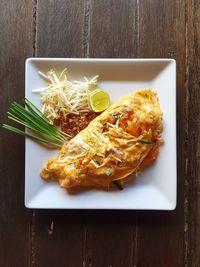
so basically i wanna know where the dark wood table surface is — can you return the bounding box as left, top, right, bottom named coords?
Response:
left=0, top=0, right=199, bottom=266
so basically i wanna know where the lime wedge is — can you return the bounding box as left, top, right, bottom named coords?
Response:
left=89, top=89, right=110, bottom=112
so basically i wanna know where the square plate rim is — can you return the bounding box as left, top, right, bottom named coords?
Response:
left=25, top=57, right=177, bottom=210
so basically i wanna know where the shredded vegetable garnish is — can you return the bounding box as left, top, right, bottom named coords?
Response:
left=33, top=69, right=99, bottom=124
left=138, top=139, right=153, bottom=144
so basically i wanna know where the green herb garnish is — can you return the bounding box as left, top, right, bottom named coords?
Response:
left=2, top=98, right=69, bottom=148
left=138, top=139, right=153, bottom=144
left=112, top=181, right=123, bottom=190
left=112, top=114, right=122, bottom=120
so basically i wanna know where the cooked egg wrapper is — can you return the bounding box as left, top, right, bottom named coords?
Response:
left=41, top=89, right=163, bottom=189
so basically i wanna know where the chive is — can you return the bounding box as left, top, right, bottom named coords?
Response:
left=7, top=113, right=64, bottom=143
left=112, top=114, right=122, bottom=120
left=24, top=98, right=49, bottom=121
left=138, top=139, right=153, bottom=144
left=25, top=98, right=69, bottom=137
left=2, top=124, right=61, bottom=148
left=9, top=105, right=64, bottom=141
left=112, top=181, right=123, bottom=190
left=7, top=108, right=64, bottom=140
left=2, top=99, right=69, bottom=148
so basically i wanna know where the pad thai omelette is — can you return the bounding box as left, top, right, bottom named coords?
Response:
left=41, top=89, right=163, bottom=189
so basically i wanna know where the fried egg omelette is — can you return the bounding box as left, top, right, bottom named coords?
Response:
left=41, top=89, right=163, bottom=189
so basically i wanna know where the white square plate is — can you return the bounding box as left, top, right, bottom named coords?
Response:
left=25, top=58, right=176, bottom=210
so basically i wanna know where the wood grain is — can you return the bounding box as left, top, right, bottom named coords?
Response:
left=0, top=0, right=33, bottom=266
left=33, top=1, right=85, bottom=266
left=136, top=1, right=186, bottom=267
left=34, top=211, right=85, bottom=267
left=36, top=0, right=84, bottom=57
left=84, top=212, right=137, bottom=267
left=185, top=1, right=200, bottom=266
left=1, top=0, right=200, bottom=266
left=89, top=0, right=138, bottom=58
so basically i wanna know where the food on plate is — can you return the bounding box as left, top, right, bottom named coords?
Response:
left=33, top=69, right=98, bottom=123
left=3, top=69, right=111, bottom=147
left=33, top=69, right=110, bottom=136
left=41, top=89, right=163, bottom=190
left=56, top=111, right=99, bottom=138
left=2, top=98, right=69, bottom=148
left=89, top=89, right=110, bottom=112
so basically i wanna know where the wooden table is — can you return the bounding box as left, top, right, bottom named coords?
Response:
left=0, top=1, right=199, bottom=266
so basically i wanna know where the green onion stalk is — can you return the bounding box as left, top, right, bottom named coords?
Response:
left=2, top=98, right=70, bottom=149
